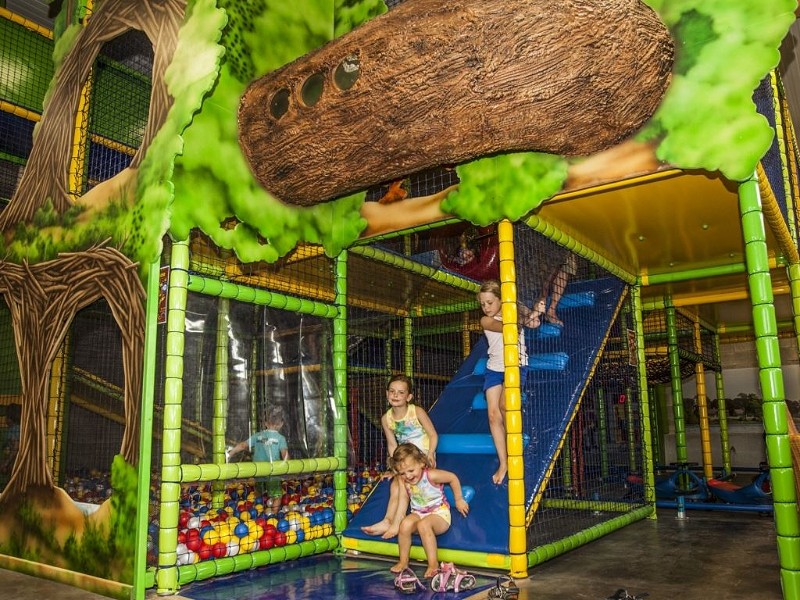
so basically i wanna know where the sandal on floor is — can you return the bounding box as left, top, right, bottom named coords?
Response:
left=430, top=561, right=477, bottom=593
left=394, top=567, right=425, bottom=594
left=488, top=575, right=520, bottom=599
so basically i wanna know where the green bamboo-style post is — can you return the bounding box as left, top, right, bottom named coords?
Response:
left=739, top=178, right=800, bottom=598
left=631, top=286, right=655, bottom=509
left=188, top=276, right=339, bottom=318
left=156, top=240, right=190, bottom=595
left=790, top=263, right=800, bottom=358
left=596, top=388, right=609, bottom=478
left=665, top=299, right=689, bottom=469
left=249, top=343, right=258, bottom=435
left=404, top=316, right=413, bottom=378
left=528, top=505, right=653, bottom=567
left=523, top=215, right=637, bottom=285
left=562, top=435, right=573, bottom=492
left=320, top=329, right=331, bottom=456
left=647, top=386, right=661, bottom=466
left=618, top=311, right=638, bottom=472
left=333, top=252, right=349, bottom=537
left=349, top=245, right=479, bottom=292
left=212, top=297, right=230, bottom=507
left=402, top=237, right=414, bottom=378
left=712, top=334, right=732, bottom=475
left=652, top=385, right=669, bottom=467
left=133, top=259, right=163, bottom=600
left=624, top=386, right=636, bottom=472
left=384, top=334, right=392, bottom=375
left=692, top=320, right=713, bottom=479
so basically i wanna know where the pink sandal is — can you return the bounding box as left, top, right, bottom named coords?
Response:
left=430, top=561, right=476, bottom=593
left=394, top=567, right=425, bottom=594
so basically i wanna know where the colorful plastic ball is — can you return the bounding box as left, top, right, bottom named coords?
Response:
left=202, top=528, right=221, bottom=546
left=274, top=531, right=287, bottom=546
left=259, top=533, right=275, bottom=550
left=178, top=512, right=191, bottom=529
left=186, top=536, right=203, bottom=552
left=285, top=530, right=297, bottom=545
left=234, top=522, right=250, bottom=539
left=296, top=529, right=305, bottom=543
left=226, top=539, right=240, bottom=557
left=277, top=519, right=290, bottom=532
left=197, top=544, right=213, bottom=561
left=212, top=541, right=227, bottom=558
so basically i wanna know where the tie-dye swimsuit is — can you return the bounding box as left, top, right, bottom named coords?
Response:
left=404, top=468, right=451, bottom=526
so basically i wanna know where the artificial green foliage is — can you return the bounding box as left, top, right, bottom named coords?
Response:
left=169, top=0, right=373, bottom=263
left=1, top=459, right=137, bottom=581
left=3, top=203, right=86, bottom=263
left=643, top=0, right=796, bottom=181
left=108, top=455, right=137, bottom=582
left=129, top=0, right=227, bottom=270
left=442, top=153, right=568, bottom=226
left=334, top=0, right=386, bottom=38
left=216, top=0, right=267, bottom=83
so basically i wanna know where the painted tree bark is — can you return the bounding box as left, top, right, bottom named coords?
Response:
left=0, top=0, right=185, bottom=230
left=239, top=0, right=674, bottom=206
left=0, top=246, right=145, bottom=501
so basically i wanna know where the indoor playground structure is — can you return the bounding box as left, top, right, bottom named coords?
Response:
left=0, top=1, right=799, bottom=600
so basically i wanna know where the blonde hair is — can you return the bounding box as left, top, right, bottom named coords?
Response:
left=478, top=279, right=501, bottom=300
left=390, top=443, right=429, bottom=471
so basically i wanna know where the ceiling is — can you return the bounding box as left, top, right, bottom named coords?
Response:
left=537, top=169, right=794, bottom=330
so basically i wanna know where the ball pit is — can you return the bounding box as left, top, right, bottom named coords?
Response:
left=146, top=467, right=382, bottom=565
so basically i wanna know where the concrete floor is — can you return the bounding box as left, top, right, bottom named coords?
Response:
left=0, top=509, right=783, bottom=600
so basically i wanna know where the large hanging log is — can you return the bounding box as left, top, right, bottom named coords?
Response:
left=238, top=0, right=674, bottom=206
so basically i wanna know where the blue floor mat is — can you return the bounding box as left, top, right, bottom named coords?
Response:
left=177, top=554, right=496, bottom=600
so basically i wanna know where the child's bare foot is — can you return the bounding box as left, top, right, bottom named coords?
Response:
left=361, top=518, right=391, bottom=536
left=424, top=565, right=439, bottom=578
left=390, top=561, right=408, bottom=574
left=525, top=299, right=546, bottom=328
left=545, top=310, right=563, bottom=327
left=492, top=465, right=508, bottom=484
left=380, top=524, right=400, bottom=539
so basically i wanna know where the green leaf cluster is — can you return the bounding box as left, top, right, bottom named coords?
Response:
left=643, top=0, right=796, bottom=180
left=167, top=0, right=376, bottom=264
left=442, top=153, right=568, bottom=226
left=130, top=0, right=227, bottom=271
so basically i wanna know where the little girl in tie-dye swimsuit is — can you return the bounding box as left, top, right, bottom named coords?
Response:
left=389, top=444, right=469, bottom=579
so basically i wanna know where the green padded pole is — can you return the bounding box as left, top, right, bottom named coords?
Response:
left=132, top=259, right=162, bottom=600
left=692, top=320, right=714, bottom=479
left=790, top=262, right=800, bottom=359
left=631, top=286, right=656, bottom=509
left=665, top=298, right=688, bottom=467
left=528, top=506, right=654, bottom=567
left=212, top=297, right=230, bottom=507
left=648, top=386, right=661, bottom=466
left=619, top=307, right=638, bottom=473
left=333, top=252, right=349, bottom=538
left=596, top=388, right=609, bottom=479
left=250, top=343, right=258, bottom=438
left=404, top=316, right=413, bottom=378
left=712, top=335, right=732, bottom=475
left=739, top=178, right=800, bottom=598
left=156, top=240, right=190, bottom=595
left=562, top=435, right=573, bottom=492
